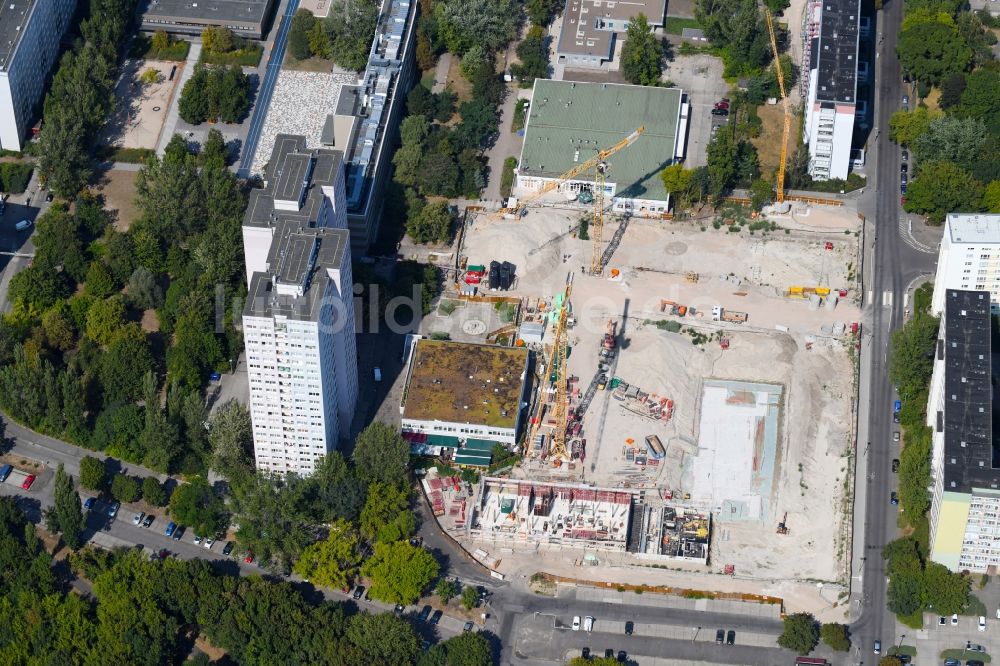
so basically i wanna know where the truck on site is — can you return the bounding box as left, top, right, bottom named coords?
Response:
left=711, top=306, right=748, bottom=324
left=660, top=300, right=688, bottom=316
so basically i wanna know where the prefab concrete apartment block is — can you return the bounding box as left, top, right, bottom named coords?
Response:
left=0, top=0, right=76, bottom=151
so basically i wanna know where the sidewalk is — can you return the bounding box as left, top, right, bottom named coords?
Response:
left=156, top=41, right=202, bottom=156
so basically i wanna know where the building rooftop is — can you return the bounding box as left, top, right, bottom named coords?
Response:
left=244, top=134, right=342, bottom=229
left=519, top=80, right=682, bottom=203
left=941, top=290, right=996, bottom=494
left=556, top=0, right=665, bottom=58
left=813, top=0, right=860, bottom=103
left=244, top=221, right=350, bottom=321
left=141, top=0, right=273, bottom=27
left=0, top=0, right=35, bottom=72
left=401, top=340, right=529, bottom=429
left=947, top=213, right=1000, bottom=245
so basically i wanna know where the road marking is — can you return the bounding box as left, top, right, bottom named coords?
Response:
left=883, top=291, right=893, bottom=307
left=867, top=290, right=873, bottom=303
left=903, top=292, right=908, bottom=307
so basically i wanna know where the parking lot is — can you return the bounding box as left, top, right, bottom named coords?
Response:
left=663, top=53, right=728, bottom=168
left=902, top=608, right=999, bottom=665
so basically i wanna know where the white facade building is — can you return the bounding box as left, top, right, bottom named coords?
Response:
left=241, top=134, right=357, bottom=477
left=0, top=0, right=76, bottom=151
left=931, top=214, right=1000, bottom=315
left=801, top=0, right=860, bottom=181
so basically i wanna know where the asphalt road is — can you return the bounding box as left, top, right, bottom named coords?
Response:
left=236, top=0, right=300, bottom=177
left=851, top=0, right=938, bottom=658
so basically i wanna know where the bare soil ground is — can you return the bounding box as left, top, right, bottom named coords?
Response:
left=99, top=170, right=140, bottom=231
left=446, top=58, right=474, bottom=104
left=752, top=104, right=796, bottom=179
left=99, top=59, right=179, bottom=150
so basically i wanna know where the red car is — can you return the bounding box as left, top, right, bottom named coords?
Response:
left=244, top=552, right=254, bottom=564
left=714, top=102, right=730, bottom=110
left=21, top=475, right=35, bottom=490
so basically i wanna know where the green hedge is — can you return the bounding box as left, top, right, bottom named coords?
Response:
left=500, top=157, right=517, bottom=199
left=0, top=162, right=33, bottom=193
left=95, top=146, right=156, bottom=164
left=200, top=46, right=263, bottom=67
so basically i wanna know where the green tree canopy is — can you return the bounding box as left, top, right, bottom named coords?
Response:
left=897, top=20, right=971, bottom=86
left=142, top=476, right=166, bottom=506
left=345, top=611, right=421, bottom=664
left=921, top=561, right=969, bottom=614
left=110, top=474, right=140, bottom=503
left=914, top=115, right=987, bottom=171
left=434, top=0, right=518, bottom=54
left=419, top=632, right=493, bottom=666
left=360, top=482, right=416, bottom=543
left=620, top=14, right=663, bottom=86
left=208, top=399, right=254, bottom=476
left=292, top=519, right=362, bottom=589
left=406, top=200, right=453, bottom=244
left=360, top=541, right=440, bottom=604
left=49, top=464, right=85, bottom=550
left=79, top=456, right=107, bottom=491
left=889, top=107, right=939, bottom=145
left=353, top=421, right=411, bottom=487
left=777, top=613, right=819, bottom=654
left=820, top=623, right=850, bottom=651
left=169, top=476, right=226, bottom=536
left=904, top=160, right=984, bottom=224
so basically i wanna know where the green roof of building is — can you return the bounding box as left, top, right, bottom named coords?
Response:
left=465, top=438, right=498, bottom=451
left=518, top=80, right=683, bottom=204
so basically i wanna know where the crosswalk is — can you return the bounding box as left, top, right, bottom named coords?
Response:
left=896, top=216, right=936, bottom=253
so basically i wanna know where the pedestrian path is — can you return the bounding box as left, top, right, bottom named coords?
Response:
left=156, top=42, right=201, bottom=156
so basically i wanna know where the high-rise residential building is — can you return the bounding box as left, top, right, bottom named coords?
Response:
left=240, top=134, right=357, bottom=476
left=801, top=0, right=860, bottom=181
left=931, top=214, right=1000, bottom=315
left=243, top=221, right=357, bottom=476
left=243, top=134, right=348, bottom=283
left=927, top=289, right=999, bottom=572
left=0, top=0, right=77, bottom=151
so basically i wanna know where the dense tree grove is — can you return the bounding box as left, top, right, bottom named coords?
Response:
left=620, top=14, right=664, bottom=86
left=0, top=131, right=243, bottom=475
left=288, top=2, right=379, bottom=70
left=178, top=65, right=252, bottom=124
left=0, top=496, right=492, bottom=664
left=37, top=0, right=138, bottom=197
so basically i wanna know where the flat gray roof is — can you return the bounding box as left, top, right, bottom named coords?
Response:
left=557, top=0, right=665, bottom=58
left=0, top=0, right=35, bottom=72
left=244, top=134, right=342, bottom=229
left=140, top=0, right=273, bottom=30
left=947, top=214, right=1000, bottom=245
left=244, top=221, right=350, bottom=322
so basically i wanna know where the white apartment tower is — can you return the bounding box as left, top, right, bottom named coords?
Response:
left=0, top=0, right=77, bottom=150
left=241, top=135, right=357, bottom=476
left=931, top=214, right=1000, bottom=315
left=801, top=0, right=860, bottom=181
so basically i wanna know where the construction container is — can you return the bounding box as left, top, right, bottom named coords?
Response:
left=808, top=294, right=822, bottom=310
left=825, top=294, right=838, bottom=310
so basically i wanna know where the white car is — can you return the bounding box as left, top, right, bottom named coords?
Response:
left=193, top=534, right=203, bottom=545
left=572, top=616, right=581, bottom=631
left=203, top=537, right=215, bottom=549
left=978, top=616, right=987, bottom=632
left=132, top=511, right=144, bottom=526
left=951, top=614, right=959, bottom=625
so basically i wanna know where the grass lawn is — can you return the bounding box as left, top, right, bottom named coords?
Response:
left=500, top=157, right=518, bottom=199
left=511, top=99, right=528, bottom=133
left=888, top=644, right=917, bottom=657
left=750, top=103, right=794, bottom=179
left=283, top=55, right=335, bottom=72
left=941, top=648, right=991, bottom=662
left=664, top=16, right=703, bottom=35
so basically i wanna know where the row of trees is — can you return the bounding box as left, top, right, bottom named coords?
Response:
left=37, top=0, right=138, bottom=197
left=883, top=535, right=971, bottom=620
left=288, top=3, right=379, bottom=70
left=178, top=64, right=252, bottom=125
left=0, top=497, right=492, bottom=665
left=0, top=131, right=245, bottom=475
left=695, top=0, right=778, bottom=77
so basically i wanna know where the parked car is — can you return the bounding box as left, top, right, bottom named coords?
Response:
left=352, top=586, right=365, bottom=600
left=892, top=459, right=900, bottom=473
left=874, top=639, right=881, bottom=654
left=572, top=616, right=581, bottom=631
left=244, top=551, right=254, bottom=564
left=714, top=101, right=730, bottom=110
left=716, top=629, right=725, bottom=644
left=222, top=541, right=234, bottom=556
left=463, top=621, right=474, bottom=633
left=900, top=172, right=908, bottom=185
left=893, top=431, right=900, bottom=442
left=901, top=183, right=908, bottom=194
left=952, top=613, right=959, bottom=625
left=203, top=537, right=215, bottom=549
left=21, top=475, right=35, bottom=490
left=394, top=604, right=404, bottom=615
left=430, top=610, right=442, bottom=626
left=605, top=649, right=614, bottom=659
left=83, top=497, right=96, bottom=510
left=209, top=371, right=222, bottom=382
left=978, top=616, right=987, bottom=632
left=142, top=514, right=155, bottom=528
left=890, top=491, right=899, bottom=505
left=193, top=534, right=203, bottom=546
left=108, top=501, right=120, bottom=518
left=939, top=616, right=947, bottom=625
left=581, top=647, right=590, bottom=659
left=900, top=163, right=908, bottom=174
left=165, top=522, right=176, bottom=537
left=172, top=526, right=185, bottom=541
left=726, top=630, right=736, bottom=645
left=624, top=621, right=633, bottom=635
left=132, top=511, right=144, bottom=526
left=15, top=220, right=31, bottom=232
left=901, top=150, right=908, bottom=162
left=893, top=412, right=900, bottom=423
left=967, top=661, right=985, bottom=666
left=902, top=94, right=909, bottom=106
left=418, top=605, right=432, bottom=621
left=0, top=463, right=12, bottom=482
left=943, top=658, right=960, bottom=666
left=45, top=193, right=53, bottom=203
left=617, top=651, right=627, bottom=663
left=711, top=108, right=729, bottom=116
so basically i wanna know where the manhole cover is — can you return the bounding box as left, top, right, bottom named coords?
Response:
left=463, top=319, right=487, bottom=335
left=152, top=106, right=161, bottom=111
left=664, top=241, right=687, bottom=256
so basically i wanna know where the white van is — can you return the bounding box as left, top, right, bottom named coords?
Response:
left=583, top=616, right=594, bottom=632
left=15, top=220, right=30, bottom=232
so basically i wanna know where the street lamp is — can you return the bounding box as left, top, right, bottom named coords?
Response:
left=230, top=357, right=236, bottom=374
left=691, top=626, right=700, bottom=642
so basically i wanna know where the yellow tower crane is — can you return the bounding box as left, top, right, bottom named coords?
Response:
left=490, top=126, right=645, bottom=224
left=525, top=274, right=574, bottom=462
left=764, top=7, right=791, bottom=204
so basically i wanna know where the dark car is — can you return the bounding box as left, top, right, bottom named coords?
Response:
left=141, top=514, right=155, bottom=528
left=890, top=492, right=899, bottom=505
left=726, top=630, right=735, bottom=645
left=352, top=586, right=365, bottom=600
left=463, top=621, right=474, bottom=633
left=107, top=501, right=120, bottom=518
left=901, top=183, right=908, bottom=194
left=165, top=521, right=176, bottom=537
left=418, top=605, right=432, bottom=621
left=581, top=647, right=591, bottom=659
left=605, top=649, right=614, bottom=659
left=900, top=172, right=908, bottom=185
left=711, top=108, right=729, bottom=116
left=420, top=640, right=430, bottom=651
left=430, top=610, right=442, bottom=625
left=394, top=604, right=405, bottom=615
left=892, top=459, right=900, bottom=473
left=172, top=525, right=185, bottom=540
left=900, top=163, right=908, bottom=174
left=45, top=193, right=53, bottom=203
left=968, top=661, right=985, bottom=666
left=716, top=629, right=725, bottom=644
left=901, top=149, right=908, bottom=162
left=83, top=497, right=96, bottom=510
left=617, top=651, right=627, bottom=663
left=624, top=621, right=633, bottom=635
left=893, top=412, right=900, bottom=423
left=222, top=541, right=234, bottom=556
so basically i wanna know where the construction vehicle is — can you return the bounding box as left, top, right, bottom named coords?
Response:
left=776, top=512, right=789, bottom=535
left=719, top=337, right=730, bottom=350
left=659, top=300, right=688, bottom=316
left=711, top=306, right=748, bottom=324
left=764, top=7, right=791, bottom=204
left=602, top=319, right=617, bottom=351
